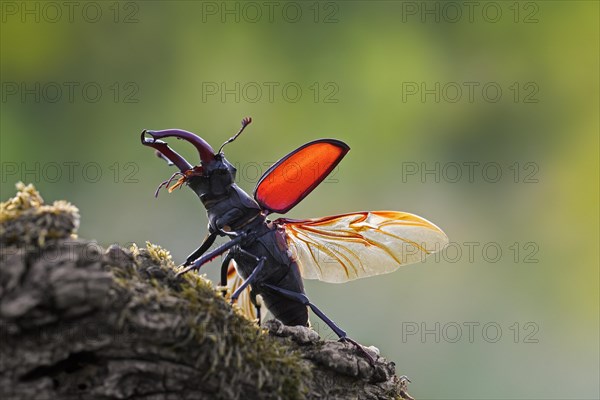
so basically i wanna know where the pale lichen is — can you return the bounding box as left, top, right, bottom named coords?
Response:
left=0, top=182, right=79, bottom=246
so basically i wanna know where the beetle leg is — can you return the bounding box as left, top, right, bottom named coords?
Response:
left=219, top=250, right=263, bottom=323
left=182, top=231, right=218, bottom=267
left=176, top=234, right=245, bottom=276
left=263, top=283, right=375, bottom=365
left=218, top=251, right=234, bottom=296
left=230, top=256, right=266, bottom=303
left=220, top=251, right=233, bottom=286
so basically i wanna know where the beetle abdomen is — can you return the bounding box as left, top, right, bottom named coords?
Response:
left=262, top=293, right=309, bottom=326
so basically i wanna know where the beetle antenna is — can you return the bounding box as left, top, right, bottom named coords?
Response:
left=218, top=117, right=252, bottom=154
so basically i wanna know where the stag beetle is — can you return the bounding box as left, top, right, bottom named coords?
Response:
left=141, top=118, right=448, bottom=362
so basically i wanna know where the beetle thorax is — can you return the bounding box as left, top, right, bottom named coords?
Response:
left=185, top=155, right=262, bottom=233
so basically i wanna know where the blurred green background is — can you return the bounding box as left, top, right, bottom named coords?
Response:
left=1, top=1, right=598, bottom=398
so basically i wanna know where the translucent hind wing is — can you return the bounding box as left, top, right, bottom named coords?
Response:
left=277, top=211, right=449, bottom=283
left=226, top=259, right=257, bottom=321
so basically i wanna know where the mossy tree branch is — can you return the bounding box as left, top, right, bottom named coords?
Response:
left=0, top=183, right=413, bottom=400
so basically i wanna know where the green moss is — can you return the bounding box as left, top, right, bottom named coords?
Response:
left=108, top=241, right=310, bottom=398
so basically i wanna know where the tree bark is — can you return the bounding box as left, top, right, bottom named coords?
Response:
left=0, top=183, right=413, bottom=400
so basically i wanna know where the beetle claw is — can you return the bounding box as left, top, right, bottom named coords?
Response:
left=176, top=264, right=195, bottom=277
left=142, top=130, right=170, bottom=147
left=141, top=129, right=157, bottom=144
left=340, top=337, right=376, bottom=365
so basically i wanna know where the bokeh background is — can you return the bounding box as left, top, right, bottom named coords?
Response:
left=1, top=1, right=598, bottom=398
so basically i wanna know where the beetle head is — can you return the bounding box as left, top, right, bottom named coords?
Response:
left=141, top=118, right=251, bottom=199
